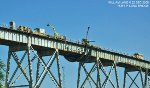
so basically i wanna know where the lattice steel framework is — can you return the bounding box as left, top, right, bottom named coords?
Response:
left=5, top=44, right=62, bottom=88
left=4, top=44, right=150, bottom=88
left=76, top=52, right=150, bottom=88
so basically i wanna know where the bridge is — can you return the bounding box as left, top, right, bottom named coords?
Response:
left=0, top=27, right=150, bottom=88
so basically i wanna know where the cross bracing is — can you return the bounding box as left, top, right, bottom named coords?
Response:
left=0, top=27, right=150, bottom=88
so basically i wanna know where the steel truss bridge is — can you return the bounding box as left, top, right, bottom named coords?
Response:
left=0, top=27, right=150, bottom=88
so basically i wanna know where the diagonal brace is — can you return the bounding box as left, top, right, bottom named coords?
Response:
left=127, top=72, right=140, bottom=88
left=11, top=52, right=30, bottom=83
left=80, top=63, right=97, bottom=88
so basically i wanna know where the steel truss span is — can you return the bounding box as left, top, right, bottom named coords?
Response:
left=0, top=27, right=150, bottom=88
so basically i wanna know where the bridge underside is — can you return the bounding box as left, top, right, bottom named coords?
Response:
left=2, top=40, right=149, bottom=72
left=4, top=44, right=150, bottom=88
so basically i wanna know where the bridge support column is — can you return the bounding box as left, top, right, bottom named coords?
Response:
left=33, top=48, right=62, bottom=88
left=27, top=44, right=33, bottom=88
left=144, top=69, right=148, bottom=88
left=123, top=67, right=149, bottom=88
left=77, top=63, right=81, bottom=88
left=5, top=48, right=12, bottom=88
left=35, top=52, right=41, bottom=86
left=97, top=59, right=117, bottom=88
left=5, top=45, right=63, bottom=88
left=123, top=68, right=127, bottom=88
left=76, top=62, right=97, bottom=88
left=5, top=45, right=32, bottom=88
left=76, top=57, right=120, bottom=88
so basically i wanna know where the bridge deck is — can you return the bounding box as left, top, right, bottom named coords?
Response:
left=0, top=27, right=150, bottom=73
